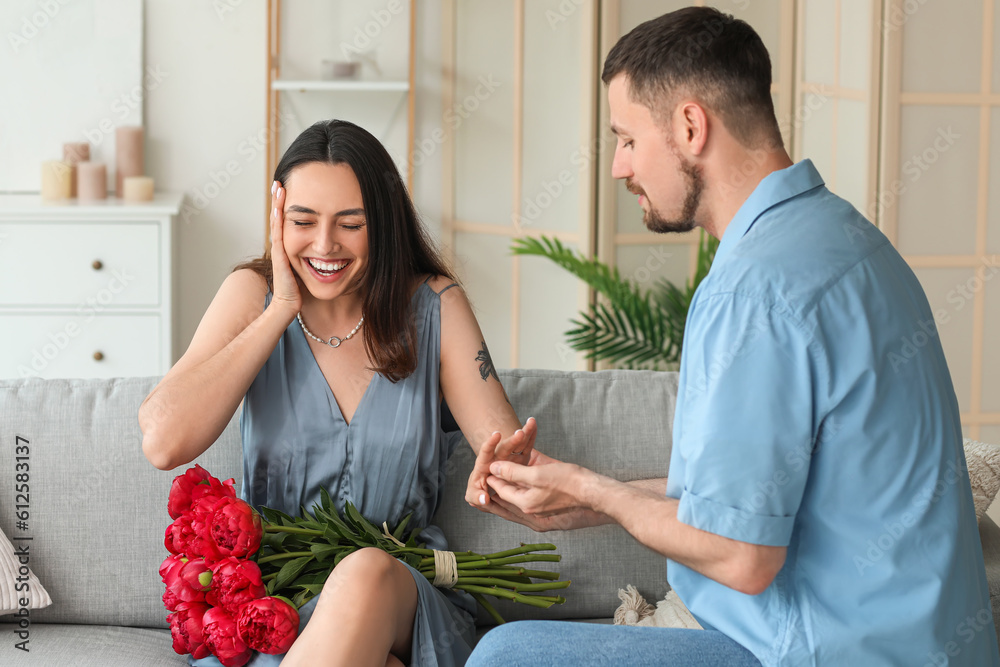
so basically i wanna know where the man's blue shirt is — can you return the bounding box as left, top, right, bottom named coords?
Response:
left=666, top=160, right=999, bottom=666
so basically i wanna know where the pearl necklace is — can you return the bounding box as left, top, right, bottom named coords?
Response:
left=297, top=312, right=364, bottom=348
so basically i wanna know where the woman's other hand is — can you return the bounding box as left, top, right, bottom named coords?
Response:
left=270, top=181, right=303, bottom=316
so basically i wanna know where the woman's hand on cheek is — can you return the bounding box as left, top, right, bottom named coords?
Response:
left=269, top=181, right=303, bottom=316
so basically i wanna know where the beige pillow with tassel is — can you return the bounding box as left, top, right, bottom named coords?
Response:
left=964, top=438, right=1000, bottom=522
left=614, top=585, right=702, bottom=629
left=0, top=526, right=51, bottom=614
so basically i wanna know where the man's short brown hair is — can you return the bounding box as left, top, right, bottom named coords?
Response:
left=602, top=7, right=783, bottom=149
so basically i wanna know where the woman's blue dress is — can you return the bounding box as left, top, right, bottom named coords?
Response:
left=190, top=281, right=476, bottom=666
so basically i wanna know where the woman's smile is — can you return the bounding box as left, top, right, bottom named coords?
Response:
left=303, top=257, right=353, bottom=282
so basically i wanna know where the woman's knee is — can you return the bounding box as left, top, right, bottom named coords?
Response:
left=323, top=548, right=400, bottom=590
left=319, top=548, right=416, bottom=612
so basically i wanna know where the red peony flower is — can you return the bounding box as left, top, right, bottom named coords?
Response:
left=160, top=554, right=187, bottom=610
left=164, top=514, right=199, bottom=557
left=163, top=588, right=182, bottom=612
left=159, top=553, right=186, bottom=580
left=207, top=557, right=266, bottom=615
left=168, top=601, right=212, bottom=659
left=204, top=607, right=253, bottom=667
left=168, top=464, right=236, bottom=520
left=237, top=596, right=300, bottom=655
left=209, top=496, right=263, bottom=559
left=160, top=555, right=212, bottom=609
left=167, top=495, right=230, bottom=562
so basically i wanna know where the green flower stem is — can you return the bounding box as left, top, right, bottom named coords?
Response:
left=480, top=544, right=557, bottom=559
left=471, top=593, right=506, bottom=625
left=487, top=554, right=562, bottom=565
left=415, top=553, right=487, bottom=566
left=257, top=550, right=312, bottom=565
left=455, top=554, right=561, bottom=569
left=263, top=525, right=323, bottom=537
left=408, top=548, right=478, bottom=558
left=417, top=571, right=569, bottom=593
left=456, top=585, right=565, bottom=609
left=453, top=577, right=572, bottom=592
left=419, top=566, right=561, bottom=581
left=416, top=544, right=557, bottom=568
left=530, top=595, right=568, bottom=604
left=511, top=569, right=561, bottom=581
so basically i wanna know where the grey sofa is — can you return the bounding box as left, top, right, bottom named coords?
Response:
left=1, top=370, right=999, bottom=665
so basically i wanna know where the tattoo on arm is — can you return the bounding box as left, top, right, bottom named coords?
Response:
left=475, top=340, right=511, bottom=404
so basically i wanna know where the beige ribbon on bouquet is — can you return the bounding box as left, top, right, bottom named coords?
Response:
left=382, top=521, right=459, bottom=588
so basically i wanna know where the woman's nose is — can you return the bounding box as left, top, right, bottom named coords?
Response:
left=313, top=224, right=340, bottom=254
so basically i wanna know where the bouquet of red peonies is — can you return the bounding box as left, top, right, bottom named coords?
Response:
left=161, top=465, right=570, bottom=666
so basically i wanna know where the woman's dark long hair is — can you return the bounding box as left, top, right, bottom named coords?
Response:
left=234, top=119, right=454, bottom=382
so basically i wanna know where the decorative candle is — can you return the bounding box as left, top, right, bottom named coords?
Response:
left=77, top=162, right=107, bottom=201
left=122, top=175, right=154, bottom=202
left=41, top=161, right=72, bottom=200
left=115, top=126, right=144, bottom=197
left=62, top=142, right=90, bottom=197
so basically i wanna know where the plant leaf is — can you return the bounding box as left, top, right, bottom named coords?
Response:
left=273, top=556, right=313, bottom=592
left=310, top=544, right=341, bottom=562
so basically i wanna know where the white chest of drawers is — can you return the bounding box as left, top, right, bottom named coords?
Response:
left=0, top=193, right=183, bottom=379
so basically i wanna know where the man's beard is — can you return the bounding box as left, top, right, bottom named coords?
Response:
left=626, top=157, right=704, bottom=234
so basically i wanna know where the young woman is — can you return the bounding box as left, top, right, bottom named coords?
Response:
left=140, top=119, right=535, bottom=667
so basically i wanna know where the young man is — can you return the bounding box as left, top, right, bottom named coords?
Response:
left=466, top=7, right=1000, bottom=666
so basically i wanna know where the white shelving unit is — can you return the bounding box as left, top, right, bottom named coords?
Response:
left=265, top=0, right=416, bottom=242
left=271, top=80, right=410, bottom=92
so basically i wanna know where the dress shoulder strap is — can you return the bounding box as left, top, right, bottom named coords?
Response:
left=421, top=274, right=460, bottom=296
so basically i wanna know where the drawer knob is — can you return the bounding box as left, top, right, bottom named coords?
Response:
left=93, top=351, right=104, bottom=361
left=92, top=260, right=103, bottom=271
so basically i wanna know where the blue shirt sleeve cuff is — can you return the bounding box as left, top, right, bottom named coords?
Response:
left=677, top=489, right=795, bottom=547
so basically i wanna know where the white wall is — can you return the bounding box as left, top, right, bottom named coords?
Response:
left=143, top=0, right=267, bottom=359
left=142, top=0, right=444, bottom=361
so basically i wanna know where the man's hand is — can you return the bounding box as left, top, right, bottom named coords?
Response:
left=486, top=451, right=596, bottom=516
left=482, top=495, right=612, bottom=532
left=465, top=417, right=537, bottom=508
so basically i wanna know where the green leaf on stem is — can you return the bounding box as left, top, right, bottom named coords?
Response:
left=405, top=526, right=423, bottom=548
left=291, top=589, right=310, bottom=608
left=322, top=525, right=341, bottom=543
left=259, top=507, right=285, bottom=526
left=310, top=544, right=341, bottom=562
left=392, top=512, right=413, bottom=541
left=274, top=556, right=313, bottom=591
left=346, top=503, right=382, bottom=541
left=292, top=583, right=326, bottom=595
left=320, top=488, right=336, bottom=514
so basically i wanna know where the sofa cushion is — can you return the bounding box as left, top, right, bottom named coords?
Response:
left=0, top=377, right=243, bottom=629
left=0, top=623, right=179, bottom=665
left=433, top=369, right=678, bottom=624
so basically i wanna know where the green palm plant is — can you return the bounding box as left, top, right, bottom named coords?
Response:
left=511, top=231, right=718, bottom=370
